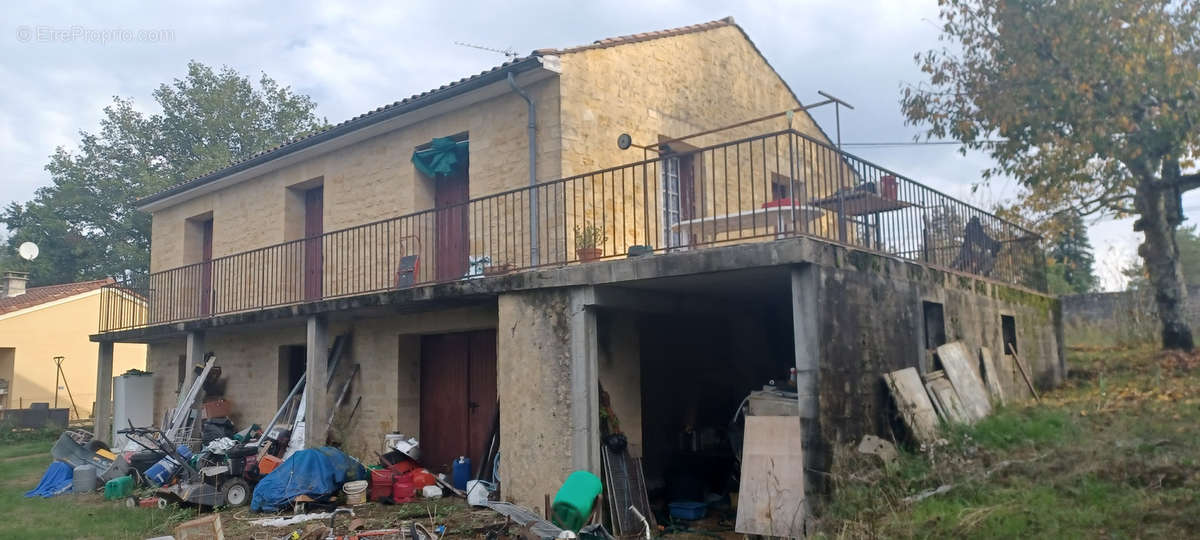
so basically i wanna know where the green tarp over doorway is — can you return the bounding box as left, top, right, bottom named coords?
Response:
left=412, top=137, right=469, bottom=177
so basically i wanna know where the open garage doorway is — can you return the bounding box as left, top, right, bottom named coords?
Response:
left=593, top=267, right=798, bottom=533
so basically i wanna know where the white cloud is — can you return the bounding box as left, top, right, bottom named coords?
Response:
left=0, top=0, right=1160, bottom=290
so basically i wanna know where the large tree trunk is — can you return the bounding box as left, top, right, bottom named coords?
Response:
left=1133, top=181, right=1194, bottom=351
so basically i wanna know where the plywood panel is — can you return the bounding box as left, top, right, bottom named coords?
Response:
left=979, top=347, right=1007, bottom=406
left=735, top=416, right=805, bottom=537
left=936, top=341, right=991, bottom=422
left=926, top=376, right=970, bottom=425
left=883, top=367, right=940, bottom=443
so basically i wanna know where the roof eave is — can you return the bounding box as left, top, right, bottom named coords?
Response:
left=137, top=56, right=557, bottom=213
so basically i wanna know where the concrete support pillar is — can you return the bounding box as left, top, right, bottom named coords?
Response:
left=304, top=315, right=330, bottom=447
left=496, top=286, right=600, bottom=511
left=93, top=341, right=114, bottom=443
left=791, top=264, right=824, bottom=505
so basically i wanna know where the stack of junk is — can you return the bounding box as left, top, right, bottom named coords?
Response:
left=23, top=340, right=1034, bottom=539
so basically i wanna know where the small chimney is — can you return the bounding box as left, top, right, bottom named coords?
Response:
left=2, top=271, right=29, bottom=298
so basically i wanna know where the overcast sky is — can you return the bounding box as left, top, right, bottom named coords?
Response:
left=4, top=1, right=1192, bottom=290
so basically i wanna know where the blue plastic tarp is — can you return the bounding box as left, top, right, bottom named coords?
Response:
left=25, top=461, right=73, bottom=498
left=250, top=447, right=368, bottom=512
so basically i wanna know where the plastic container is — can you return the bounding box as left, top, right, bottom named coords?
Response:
left=452, top=456, right=471, bottom=490
left=421, top=485, right=443, bottom=499
left=258, top=454, right=282, bottom=475
left=343, top=480, right=368, bottom=505
left=391, top=478, right=416, bottom=503
left=176, top=445, right=194, bottom=461
left=146, top=456, right=180, bottom=486
left=668, top=501, right=708, bottom=520
left=551, top=471, right=603, bottom=532
left=370, top=469, right=395, bottom=501
left=104, top=476, right=135, bottom=500
left=466, top=480, right=492, bottom=506
left=410, top=469, right=436, bottom=489
left=72, top=464, right=97, bottom=493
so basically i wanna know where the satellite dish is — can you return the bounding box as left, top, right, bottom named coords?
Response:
left=617, top=133, right=633, bottom=150
left=18, top=242, right=38, bottom=261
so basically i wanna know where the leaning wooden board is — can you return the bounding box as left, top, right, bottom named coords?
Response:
left=926, top=376, right=971, bottom=425
left=883, top=367, right=941, bottom=443
left=979, top=347, right=1007, bottom=406
left=735, top=416, right=806, bottom=537
left=936, top=342, right=992, bottom=422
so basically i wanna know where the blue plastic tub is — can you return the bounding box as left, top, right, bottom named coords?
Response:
left=668, top=501, right=707, bottom=520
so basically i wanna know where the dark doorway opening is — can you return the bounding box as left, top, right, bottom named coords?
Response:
left=419, top=329, right=496, bottom=476
left=278, top=345, right=306, bottom=405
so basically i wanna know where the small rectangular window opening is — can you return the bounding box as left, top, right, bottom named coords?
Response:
left=923, top=301, right=946, bottom=351
left=1001, top=315, right=1018, bottom=355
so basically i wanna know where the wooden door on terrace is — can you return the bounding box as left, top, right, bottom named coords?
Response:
left=199, top=219, right=213, bottom=316
left=304, top=187, right=324, bottom=300
left=435, top=170, right=470, bottom=281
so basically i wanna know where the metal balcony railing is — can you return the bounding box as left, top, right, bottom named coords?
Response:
left=99, top=129, right=1045, bottom=332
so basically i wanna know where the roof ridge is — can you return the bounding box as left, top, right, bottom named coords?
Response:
left=139, top=17, right=739, bottom=208
left=532, top=16, right=735, bottom=56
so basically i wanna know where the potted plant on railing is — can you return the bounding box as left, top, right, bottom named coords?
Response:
left=574, top=224, right=607, bottom=262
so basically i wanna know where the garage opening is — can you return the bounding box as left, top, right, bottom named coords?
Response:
left=593, top=268, right=797, bottom=535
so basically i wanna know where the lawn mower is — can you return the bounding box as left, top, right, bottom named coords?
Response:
left=117, top=424, right=258, bottom=508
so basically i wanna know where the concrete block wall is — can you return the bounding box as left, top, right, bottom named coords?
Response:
left=1060, top=286, right=1200, bottom=346
left=815, top=252, right=1063, bottom=452
left=496, top=289, right=580, bottom=512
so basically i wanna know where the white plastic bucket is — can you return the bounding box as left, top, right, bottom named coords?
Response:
left=343, top=480, right=368, bottom=505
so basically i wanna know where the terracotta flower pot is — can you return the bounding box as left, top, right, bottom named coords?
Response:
left=576, top=247, right=603, bottom=262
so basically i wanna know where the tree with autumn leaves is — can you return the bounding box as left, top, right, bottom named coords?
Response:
left=902, top=0, right=1200, bottom=350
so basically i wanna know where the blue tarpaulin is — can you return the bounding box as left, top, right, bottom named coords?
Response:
left=25, top=461, right=73, bottom=498
left=250, top=447, right=368, bottom=512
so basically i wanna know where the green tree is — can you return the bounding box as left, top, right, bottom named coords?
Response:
left=901, top=0, right=1200, bottom=350
left=1125, top=224, right=1200, bottom=288
left=1, top=61, right=326, bottom=285
left=1045, top=214, right=1098, bottom=295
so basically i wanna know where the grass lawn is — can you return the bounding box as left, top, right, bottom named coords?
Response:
left=822, top=344, right=1200, bottom=538
left=1, top=344, right=1196, bottom=538
left=0, top=434, right=195, bottom=539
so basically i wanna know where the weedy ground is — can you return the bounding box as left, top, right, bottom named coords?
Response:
left=820, top=344, right=1200, bottom=538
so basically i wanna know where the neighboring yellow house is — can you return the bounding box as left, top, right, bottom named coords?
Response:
left=0, top=272, right=145, bottom=419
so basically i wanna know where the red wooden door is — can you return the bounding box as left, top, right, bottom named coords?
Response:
left=419, top=329, right=497, bottom=476
left=304, top=187, right=324, bottom=300
left=467, top=331, right=498, bottom=465
left=679, top=156, right=696, bottom=221
left=199, top=219, right=213, bottom=316
left=434, top=172, right=470, bottom=281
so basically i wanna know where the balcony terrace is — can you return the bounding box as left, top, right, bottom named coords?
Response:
left=98, top=129, right=1045, bottom=333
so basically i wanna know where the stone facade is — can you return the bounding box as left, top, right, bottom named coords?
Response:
left=146, top=305, right=495, bottom=457
left=149, top=80, right=562, bottom=273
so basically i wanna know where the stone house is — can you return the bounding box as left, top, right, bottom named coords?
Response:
left=91, top=18, right=1063, bottom=515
